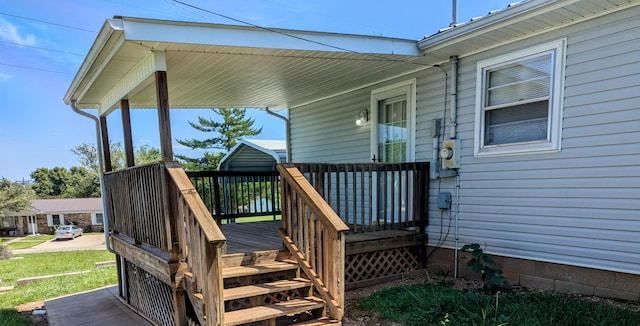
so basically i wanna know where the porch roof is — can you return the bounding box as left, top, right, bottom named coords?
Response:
left=64, top=16, right=424, bottom=115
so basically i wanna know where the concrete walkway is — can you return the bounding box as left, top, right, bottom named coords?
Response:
left=9, top=235, right=152, bottom=325
left=11, top=233, right=106, bottom=254
left=45, top=285, right=153, bottom=326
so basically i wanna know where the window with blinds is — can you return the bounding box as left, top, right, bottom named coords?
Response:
left=475, top=40, right=565, bottom=156
left=484, top=53, right=552, bottom=146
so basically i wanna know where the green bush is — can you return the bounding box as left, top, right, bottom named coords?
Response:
left=460, top=243, right=506, bottom=290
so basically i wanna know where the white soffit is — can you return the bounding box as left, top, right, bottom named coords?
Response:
left=66, top=17, right=424, bottom=114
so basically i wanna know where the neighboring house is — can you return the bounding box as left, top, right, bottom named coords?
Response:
left=3, top=198, right=104, bottom=235
left=218, top=139, right=287, bottom=171
left=63, top=0, right=640, bottom=306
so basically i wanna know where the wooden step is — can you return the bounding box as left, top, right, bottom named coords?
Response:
left=295, top=317, right=342, bottom=325
left=224, top=279, right=312, bottom=301
left=224, top=297, right=325, bottom=326
left=222, top=250, right=290, bottom=268
left=222, top=261, right=298, bottom=279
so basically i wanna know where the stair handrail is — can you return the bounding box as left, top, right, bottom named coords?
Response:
left=166, top=162, right=226, bottom=326
left=277, top=163, right=349, bottom=320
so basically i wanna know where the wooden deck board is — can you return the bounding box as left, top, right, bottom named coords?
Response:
left=220, top=220, right=283, bottom=254
left=220, top=220, right=420, bottom=255
left=224, top=297, right=325, bottom=326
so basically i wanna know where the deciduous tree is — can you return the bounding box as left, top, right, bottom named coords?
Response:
left=29, top=143, right=162, bottom=198
left=0, top=178, right=35, bottom=217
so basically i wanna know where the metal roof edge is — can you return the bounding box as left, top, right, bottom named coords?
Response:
left=417, top=0, right=559, bottom=50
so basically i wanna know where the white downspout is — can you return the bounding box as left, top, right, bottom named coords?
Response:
left=263, top=108, right=290, bottom=162
left=450, top=56, right=458, bottom=139
left=70, top=101, right=115, bottom=254
left=449, top=56, right=460, bottom=278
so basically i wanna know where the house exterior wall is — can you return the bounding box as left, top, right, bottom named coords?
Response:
left=433, top=4, right=640, bottom=275
left=428, top=247, right=640, bottom=301
left=289, top=6, right=639, bottom=300
left=30, top=212, right=103, bottom=234
left=290, top=69, right=444, bottom=163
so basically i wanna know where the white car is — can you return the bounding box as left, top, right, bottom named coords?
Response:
left=55, top=225, right=84, bottom=240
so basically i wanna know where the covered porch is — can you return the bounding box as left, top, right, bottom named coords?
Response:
left=64, top=16, right=430, bottom=326
left=101, top=161, right=428, bottom=325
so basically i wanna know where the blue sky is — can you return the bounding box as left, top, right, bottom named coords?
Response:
left=0, top=0, right=517, bottom=181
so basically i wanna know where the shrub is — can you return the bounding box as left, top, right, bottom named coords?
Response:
left=0, top=239, right=12, bottom=260
left=459, top=243, right=506, bottom=290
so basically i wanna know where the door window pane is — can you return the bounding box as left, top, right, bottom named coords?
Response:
left=377, top=96, right=407, bottom=162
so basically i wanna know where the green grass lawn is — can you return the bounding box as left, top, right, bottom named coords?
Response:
left=0, top=250, right=117, bottom=326
left=4, top=235, right=55, bottom=250
left=357, top=282, right=640, bottom=325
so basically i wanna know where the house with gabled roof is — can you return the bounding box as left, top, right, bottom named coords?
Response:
left=3, top=198, right=103, bottom=235
left=218, top=139, right=287, bottom=171
left=62, top=0, right=640, bottom=324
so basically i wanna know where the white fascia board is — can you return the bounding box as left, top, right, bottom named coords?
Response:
left=64, top=19, right=125, bottom=106
left=417, top=0, right=568, bottom=51
left=97, top=51, right=167, bottom=115
left=120, top=17, right=421, bottom=56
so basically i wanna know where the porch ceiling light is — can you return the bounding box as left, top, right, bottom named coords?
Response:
left=355, top=109, right=369, bottom=126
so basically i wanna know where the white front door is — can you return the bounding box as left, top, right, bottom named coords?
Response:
left=370, top=80, right=416, bottom=225
left=375, top=95, right=408, bottom=163
left=27, top=216, right=38, bottom=234
left=370, top=79, right=416, bottom=163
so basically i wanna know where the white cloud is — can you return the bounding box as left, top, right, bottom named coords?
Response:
left=0, top=18, right=36, bottom=46
left=0, top=73, right=12, bottom=82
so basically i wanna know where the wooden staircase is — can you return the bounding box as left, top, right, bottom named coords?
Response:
left=185, top=250, right=341, bottom=326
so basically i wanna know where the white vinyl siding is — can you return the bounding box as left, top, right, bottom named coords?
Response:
left=474, top=39, right=565, bottom=156
left=291, top=76, right=421, bottom=163
left=437, top=7, right=640, bottom=275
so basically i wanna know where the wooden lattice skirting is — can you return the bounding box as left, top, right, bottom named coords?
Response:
left=345, top=246, right=421, bottom=289
left=124, top=259, right=176, bottom=326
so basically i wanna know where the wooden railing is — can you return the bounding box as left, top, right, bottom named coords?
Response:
left=187, top=170, right=281, bottom=223
left=104, top=163, right=170, bottom=250
left=277, top=164, right=349, bottom=320
left=295, top=162, right=430, bottom=233
left=167, top=163, right=226, bottom=326
left=104, top=162, right=227, bottom=325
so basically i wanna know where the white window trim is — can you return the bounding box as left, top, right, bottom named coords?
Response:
left=47, top=214, right=65, bottom=226
left=91, top=212, right=104, bottom=225
left=370, top=79, right=417, bottom=161
left=474, top=39, right=566, bottom=157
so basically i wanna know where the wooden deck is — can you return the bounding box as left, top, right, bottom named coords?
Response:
left=220, top=220, right=283, bottom=254
left=220, top=220, right=423, bottom=255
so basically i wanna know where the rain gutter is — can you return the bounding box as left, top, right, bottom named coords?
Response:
left=70, top=101, right=115, bottom=254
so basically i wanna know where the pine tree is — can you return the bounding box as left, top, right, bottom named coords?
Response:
left=176, top=108, right=262, bottom=171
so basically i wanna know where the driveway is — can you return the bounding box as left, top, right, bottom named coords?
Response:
left=12, top=233, right=107, bottom=254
